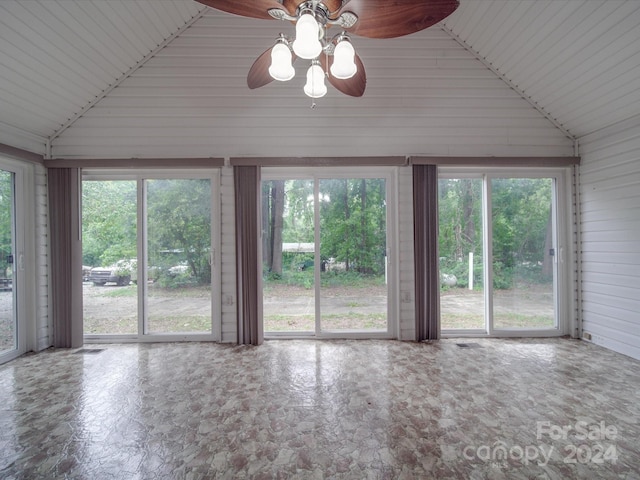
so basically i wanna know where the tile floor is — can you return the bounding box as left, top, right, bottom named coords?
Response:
left=0, top=338, right=639, bottom=479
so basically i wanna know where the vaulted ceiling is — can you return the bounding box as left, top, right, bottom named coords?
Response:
left=1, top=0, right=639, bottom=157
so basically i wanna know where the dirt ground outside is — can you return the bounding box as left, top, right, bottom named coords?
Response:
left=0, top=291, right=15, bottom=351
left=79, top=281, right=555, bottom=335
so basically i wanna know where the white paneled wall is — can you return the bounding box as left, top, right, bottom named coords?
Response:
left=35, top=165, right=50, bottom=350
left=219, top=166, right=237, bottom=343
left=397, top=166, right=416, bottom=340
left=52, top=12, right=574, bottom=159
left=579, top=115, right=640, bottom=360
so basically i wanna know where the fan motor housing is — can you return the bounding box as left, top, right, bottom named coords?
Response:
left=284, top=0, right=343, bottom=17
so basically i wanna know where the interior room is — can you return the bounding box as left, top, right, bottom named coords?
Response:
left=0, top=0, right=639, bottom=478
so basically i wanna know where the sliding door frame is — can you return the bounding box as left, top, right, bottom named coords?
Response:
left=262, top=166, right=399, bottom=339
left=0, top=157, right=32, bottom=364
left=439, top=166, right=572, bottom=338
left=83, top=169, right=221, bottom=343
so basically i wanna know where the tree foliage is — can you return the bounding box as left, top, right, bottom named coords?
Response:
left=82, top=179, right=212, bottom=285
left=147, top=179, right=211, bottom=284
left=320, top=178, right=386, bottom=275
left=82, top=180, right=137, bottom=267
left=439, top=177, right=553, bottom=289
left=263, top=178, right=387, bottom=278
left=0, top=171, right=13, bottom=278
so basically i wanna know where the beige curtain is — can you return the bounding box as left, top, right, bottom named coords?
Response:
left=48, top=168, right=83, bottom=348
left=413, top=164, right=440, bottom=341
left=234, top=166, right=263, bottom=345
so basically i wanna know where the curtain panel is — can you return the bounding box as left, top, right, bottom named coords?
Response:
left=413, top=164, right=440, bottom=341
left=48, top=168, right=83, bottom=348
left=234, top=166, right=263, bottom=346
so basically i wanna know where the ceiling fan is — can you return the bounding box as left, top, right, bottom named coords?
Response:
left=195, top=0, right=460, bottom=99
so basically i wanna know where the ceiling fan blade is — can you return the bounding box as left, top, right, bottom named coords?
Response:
left=320, top=54, right=366, bottom=98
left=282, top=0, right=344, bottom=15
left=247, top=47, right=276, bottom=89
left=195, top=0, right=285, bottom=20
left=247, top=47, right=298, bottom=89
left=336, top=0, right=459, bottom=39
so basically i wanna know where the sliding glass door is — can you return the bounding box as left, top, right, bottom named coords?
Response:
left=318, top=178, right=388, bottom=333
left=0, top=169, right=16, bottom=357
left=145, top=178, right=212, bottom=335
left=439, top=171, right=565, bottom=336
left=82, top=173, right=219, bottom=341
left=439, top=177, right=485, bottom=330
left=262, top=169, right=395, bottom=338
left=490, top=178, right=556, bottom=330
left=262, top=179, right=315, bottom=333
left=82, top=180, right=138, bottom=335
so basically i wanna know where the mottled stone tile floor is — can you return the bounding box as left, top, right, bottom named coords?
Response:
left=0, top=338, right=639, bottom=479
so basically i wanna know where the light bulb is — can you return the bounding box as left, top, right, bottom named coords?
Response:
left=292, top=13, right=322, bottom=60
left=304, top=63, right=327, bottom=98
left=330, top=38, right=357, bottom=79
left=269, top=43, right=295, bottom=82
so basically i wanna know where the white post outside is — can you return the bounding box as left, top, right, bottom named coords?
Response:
left=468, top=252, right=474, bottom=291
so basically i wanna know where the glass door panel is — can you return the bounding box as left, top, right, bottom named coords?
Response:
left=318, top=178, right=388, bottom=332
left=145, top=179, right=212, bottom=334
left=82, top=180, right=138, bottom=335
left=491, top=178, right=556, bottom=329
left=262, top=179, right=315, bottom=333
left=438, top=178, right=485, bottom=330
left=0, top=170, right=15, bottom=353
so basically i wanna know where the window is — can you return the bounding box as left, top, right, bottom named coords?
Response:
left=82, top=172, right=220, bottom=341
left=439, top=169, right=569, bottom=336
left=262, top=168, right=397, bottom=338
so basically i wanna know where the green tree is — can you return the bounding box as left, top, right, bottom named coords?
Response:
left=319, top=178, right=386, bottom=275
left=262, top=180, right=285, bottom=275
left=147, top=179, right=211, bottom=285
left=438, top=178, right=483, bottom=288
left=0, top=171, right=13, bottom=278
left=82, top=180, right=137, bottom=267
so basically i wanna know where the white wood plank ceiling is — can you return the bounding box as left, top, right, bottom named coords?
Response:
left=0, top=0, right=639, bottom=156
left=0, top=0, right=206, bottom=145
left=443, top=0, right=640, bottom=139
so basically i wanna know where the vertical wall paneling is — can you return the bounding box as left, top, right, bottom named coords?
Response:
left=397, top=166, right=416, bottom=340
left=572, top=164, right=583, bottom=340
left=579, top=116, right=640, bottom=360
left=220, top=166, right=237, bottom=342
left=35, top=165, right=50, bottom=350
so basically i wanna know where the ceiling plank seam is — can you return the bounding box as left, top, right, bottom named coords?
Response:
left=47, top=7, right=208, bottom=156
left=440, top=24, right=576, bottom=145
left=0, top=120, right=48, bottom=145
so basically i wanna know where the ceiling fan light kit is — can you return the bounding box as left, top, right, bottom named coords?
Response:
left=304, top=59, right=328, bottom=98
left=292, top=11, right=323, bottom=60
left=330, top=36, right=357, bottom=80
left=269, top=37, right=296, bottom=81
left=196, top=0, right=460, bottom=99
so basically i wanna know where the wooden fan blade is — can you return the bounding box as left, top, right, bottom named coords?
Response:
left=282, top=0, right=344, bottom=15
left=320, top=54, right=366, bottom=98
left=336, top=0, right=459, bottom=39
left=247, top=47, right=276, bottom=89
left=195, top=0, right=285, bottom=20
left=247, top=47, right=298, bottom=89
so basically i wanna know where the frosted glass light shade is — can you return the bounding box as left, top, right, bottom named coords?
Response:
left=304, top=63, right=327, bottom=98
left=330, top=39, right=357, bottom=79
left=269, top=43, right=295, bottom=81
left=292, top=14, right=322, bottom=60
